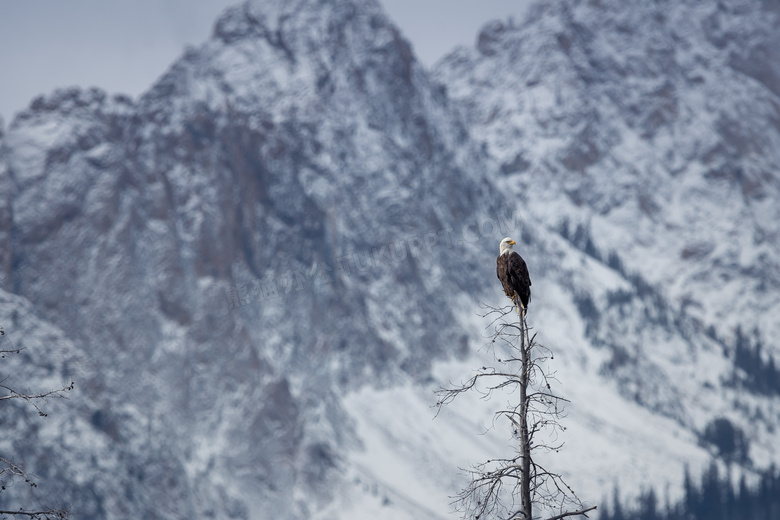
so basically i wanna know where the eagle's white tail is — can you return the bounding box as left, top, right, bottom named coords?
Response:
left=513, top=296, right=527, bottom=319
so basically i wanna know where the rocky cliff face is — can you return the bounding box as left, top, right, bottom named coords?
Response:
left=1, top=0, right=780, bottom=518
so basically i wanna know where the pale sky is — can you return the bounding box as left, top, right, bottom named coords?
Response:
left=0, top=0, right=531, bottom=124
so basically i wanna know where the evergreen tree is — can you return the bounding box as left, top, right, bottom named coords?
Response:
left=637, top=489, right=658, bottom=520
left=606, top=463, right=780, bottom=520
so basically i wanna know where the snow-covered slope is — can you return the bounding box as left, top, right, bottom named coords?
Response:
left=1, top=0, right=779, bottom=517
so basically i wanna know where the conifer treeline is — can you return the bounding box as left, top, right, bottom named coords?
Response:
left=600, top=462, right=780, bottom=520
left=730, top=327, right=780, bottom=396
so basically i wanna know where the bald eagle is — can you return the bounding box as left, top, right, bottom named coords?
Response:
left=497, top=237, right=531, bottom=316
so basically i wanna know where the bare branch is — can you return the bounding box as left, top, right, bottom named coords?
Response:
left=545, top=505, right=598, bottom=520
left=0, top=456, right=69, bottom=518
left=0, top=383, right=74, bottom=402
left=0, top=382, right=74, bottom=417
left=0, top=510, right=69, bottom=519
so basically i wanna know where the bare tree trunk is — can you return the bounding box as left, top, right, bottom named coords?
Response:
left=516, top=297, right=532, bottom=520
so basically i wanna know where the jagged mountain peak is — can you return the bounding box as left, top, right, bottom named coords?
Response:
left=143, top=0, right=421, bottom=121
left=13, top=87, right=134, bottom=121
left=215, top=0, right=389, bottom=45
left=3, top=87, right=133, bottom=186
left=453, top=0, right=780, bottom=102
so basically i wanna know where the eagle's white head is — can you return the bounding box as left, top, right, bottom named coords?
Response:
left=499, top=237, right=516, bottom=255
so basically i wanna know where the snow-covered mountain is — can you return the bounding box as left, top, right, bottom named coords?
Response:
left=0, top=0, right=505, bottom=517
left=434, top=0, right=780, bottom=345
left=1, top=0, right=779, bottom=518
left=432, top=0, right=780, bottom=508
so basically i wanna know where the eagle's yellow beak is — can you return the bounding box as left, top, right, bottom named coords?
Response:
left=509, top=240, right=516, bottom=245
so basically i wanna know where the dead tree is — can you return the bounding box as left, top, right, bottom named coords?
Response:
left=0, top=326, right=72, bottom=520
left=436, top=299, right=596, bottom=520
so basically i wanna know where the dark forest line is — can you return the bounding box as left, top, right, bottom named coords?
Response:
left=600, top=462, right=780, bottom=520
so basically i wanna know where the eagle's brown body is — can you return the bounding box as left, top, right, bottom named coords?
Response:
left=497, top=238, right=531, bottom=315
